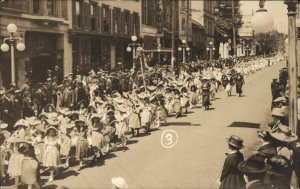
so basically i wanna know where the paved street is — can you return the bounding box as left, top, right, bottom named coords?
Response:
left=3, top=62, right=282, bottom=189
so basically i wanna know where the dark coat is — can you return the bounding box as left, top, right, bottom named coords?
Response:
left=247, top=180, right=272, bottom=189
left=219, top=151, right=246, bottom=189
left=235, top=76, right=244, bottom=94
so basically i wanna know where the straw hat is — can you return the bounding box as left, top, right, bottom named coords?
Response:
left=226, top=135, right=244, bottom=149
left=46, top=117, right=61, bottom=126
left=14, top=119, right=29, bottom=128
left=46, top=126, right=59, bottom=132
left=64, top=123, right=75, bottom=129
left=147, top=86, right=157, bottom=91
left=0, top=121, right=8, bottom=129
left=273, top=97, right=287, bottom=103
left=238, top=154, right=271, bottom=174
left=111, top=177, right=128, bottom=189
left=271, top=108, right=285, bottom=117
left=35, top=124, right=46, bottom=133
left=59, top=109, right=71, bottom=116
left=45, top=104, right=56, bottom=111
left=26, top=117, right=41, bottom=126
left=269, top=124, right=298, bottom=142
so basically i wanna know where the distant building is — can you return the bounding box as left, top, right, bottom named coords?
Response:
left=0, top=0, right=71, bottom=87
left=238, top=14, right=255, bottom=57
left=70, top=0, right=141, bottom=74
left=191, top=0, right=216, bottom=60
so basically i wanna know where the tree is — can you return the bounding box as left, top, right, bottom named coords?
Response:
left=255, top=31, right=286, bottom=55
left=215, top=0, right=243, bottom=57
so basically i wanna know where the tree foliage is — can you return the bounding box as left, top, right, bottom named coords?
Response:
left=255, top=31, right=286, bottom=55
left=215, top=0, right=244, bottom=56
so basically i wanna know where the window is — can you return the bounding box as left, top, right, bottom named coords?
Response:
left=46, top=0, right=55, bottom=16
left=114, top=8, right=121, bottom=33
left=33, top=0, right=40, bottom=14
left=124, top=10, right=130, bottom=35
left=142, top=0, right=147, bottom=24
left=90, top=3, right=97, bottom=30
left=103, top=5, right=110, bottom=32
left=75, top=1, right=80, bottom=14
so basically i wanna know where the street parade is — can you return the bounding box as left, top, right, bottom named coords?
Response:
left=1, top=0, right=300, bottom=189
left=1, top=52, right=294, bottom=189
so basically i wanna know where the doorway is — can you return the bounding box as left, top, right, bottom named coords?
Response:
left=31, top=54, right=56, bottom=83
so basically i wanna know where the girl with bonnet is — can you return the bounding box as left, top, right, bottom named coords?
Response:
left=43, top=125, right=61, bottom=182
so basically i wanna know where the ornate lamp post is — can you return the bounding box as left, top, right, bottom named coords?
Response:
left=0, top=23, right=25, bottom=84
left=206, top=41, right=215, bottom=61
left=245, top=45, right=251, bottom=57
left=126, top=35, right=140, bottom=60
left=251, top=0, right=298, bottom=136
left=178, top=39, right=190, bottom=64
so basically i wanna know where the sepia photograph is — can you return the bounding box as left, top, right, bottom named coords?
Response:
left=0, top=0, right=300, bottom=189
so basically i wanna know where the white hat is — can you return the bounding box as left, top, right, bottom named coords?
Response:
left=111, top=177, right=128, bottom=189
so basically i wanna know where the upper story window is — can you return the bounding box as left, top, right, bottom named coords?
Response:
left=33, top=0, right=40, bottom=14
left=124, top=10, right=130, bottom=35
left=114, top=8, right=121, bottom=33
left=46, top=0, right=55, bottom=16
left=103, top=5, right=110, bottom=32
left=90, top=3, right=97, bottom=16
left=75, top=0, right=81, bottom=14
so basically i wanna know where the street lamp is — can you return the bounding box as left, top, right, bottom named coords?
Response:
left=252, top=0, right=299, bottom=136
left=178, top=39, right=190, bottom=64
left=245, top=45, right=251, bottom=56
left=0, top=23, right=25, bottom=83
left=126, top=35, right=140, bottom=60
left=206, top=41, right=215, bottom=61
left=251, top=0, right=273, bottom=34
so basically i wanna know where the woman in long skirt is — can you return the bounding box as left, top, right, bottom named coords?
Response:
left=235, top=73, right=244, bottom=97
left=201, top=79, right=211, bottom=110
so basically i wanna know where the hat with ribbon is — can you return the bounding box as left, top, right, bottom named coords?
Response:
left=226, top=135, right=244, bottom=149
left=271, top=108, right=285, bottom=117
left=269, top=124, right=298, bottom=143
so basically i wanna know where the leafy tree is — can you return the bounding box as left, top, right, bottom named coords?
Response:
left=255, top=31, right=286, bottom=55
left=215, top=0, right=243, bottom=57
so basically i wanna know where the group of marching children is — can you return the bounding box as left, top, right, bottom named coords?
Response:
left=0, top=54, right=284, bottom=189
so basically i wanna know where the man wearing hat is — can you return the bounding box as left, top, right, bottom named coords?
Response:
left=238, top=154, right=272, bottom=189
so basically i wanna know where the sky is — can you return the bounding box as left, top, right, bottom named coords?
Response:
left=240, top=0, right=289, bottom=34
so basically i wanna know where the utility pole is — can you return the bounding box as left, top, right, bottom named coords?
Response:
left=232, top=0, right=237, bottom=57
left=171, top=0, right=176, bottom=71
left=285, top=0, right=298, bottom=136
